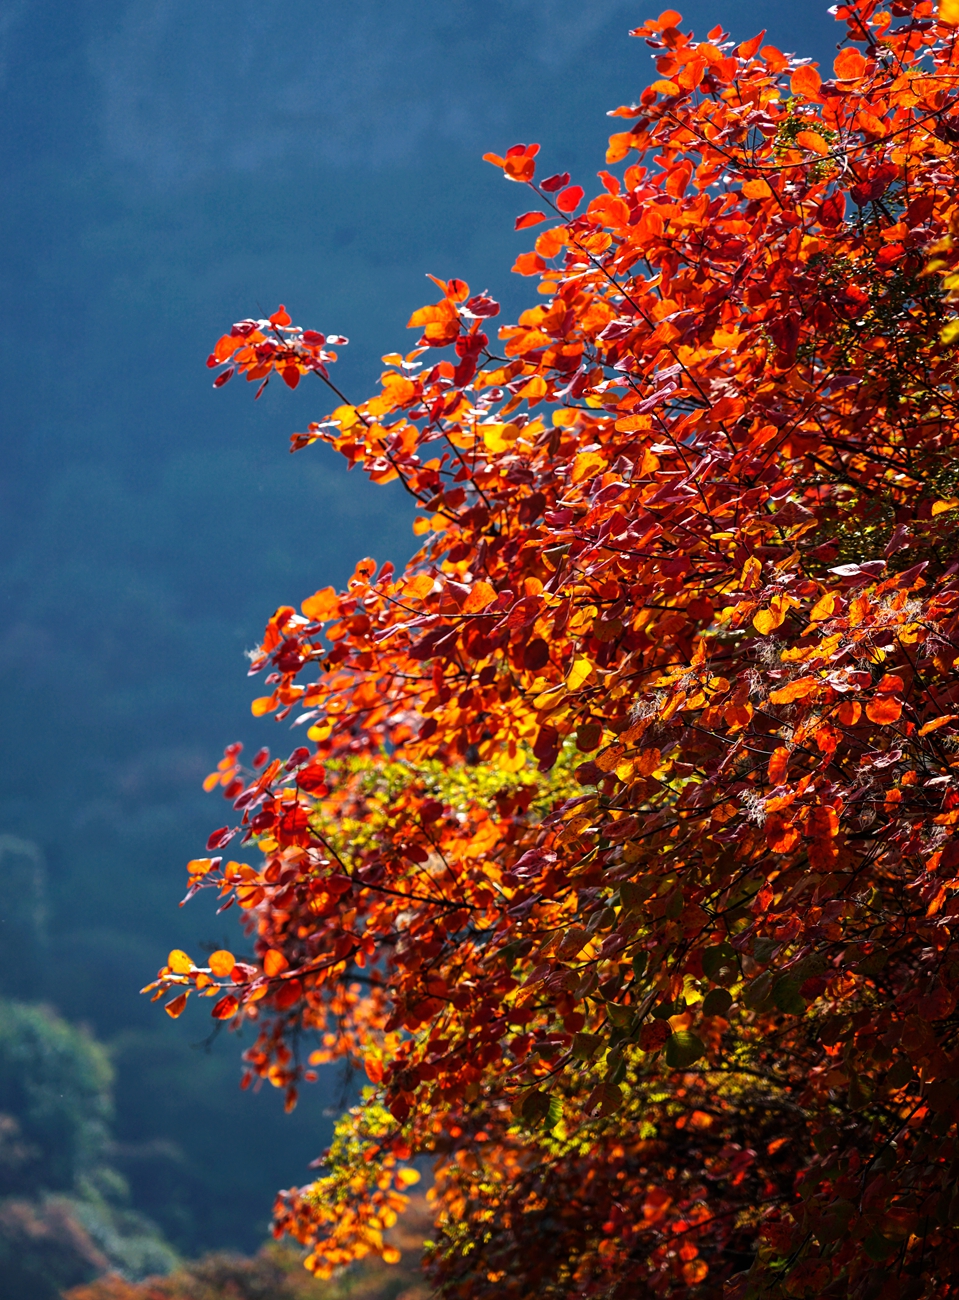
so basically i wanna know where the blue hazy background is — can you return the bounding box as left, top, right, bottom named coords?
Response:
left=0, top=0, right=835, bottom=1257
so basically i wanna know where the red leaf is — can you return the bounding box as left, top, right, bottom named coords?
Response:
left=541, top=172, right=571, bottom=193
left=515, top=211, right=548, bottom=230
left=213, top=368, right=234, bottom=388
left=737, top=30, right=765, bottom=59
left=556, top=185, right=584, bottom=213
left=269, top=305, right=292, bottom=327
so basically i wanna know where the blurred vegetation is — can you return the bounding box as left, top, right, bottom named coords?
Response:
left=0, top=1000, right=176, bottom=1299
left=65, top=1199, right=432, bottom=1300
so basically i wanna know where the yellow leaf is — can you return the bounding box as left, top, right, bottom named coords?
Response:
left=518, top=374, right=547, bottom=401
left=382, top=1248, right=402, bottom=1265
left=396, top=1168, right=421, bottom=1187
left=403, top=573, right=435, bottom=601
left=808, top=591, right=837, bottom=621
left=941, top=0, right=959, bottom=24
left=753, top=593, right=794, bottom=635
left=168, top=949, right=192, bottom=974
left=251, top=695, right=276, bottom=717
left=209, top=949, right=236, bottom=978
left=932, top=498, right=959, bottom=516
left=482, top=422, right=521, bottom=453
left=463, top=581, right=497, bottom=614
left=567, top=658, right=594, bottom=691
left=740, top=556, right=762, bottom=590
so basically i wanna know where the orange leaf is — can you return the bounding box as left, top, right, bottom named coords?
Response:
left=251, top=696, right=277, bottom=717
left=263, top=949, right=290, bottom=977
left=302, top=586, right=340, bottom=621
left=269, top=305, right=292, bottom=327
left=737, top=30, right=766, bottom=59
left=769, top=677, right=819, bottom=705
left=165, top=993, right=189, bottom=1019
left=202, top=772, right=220, bottom=793
left=463, top=581, right=497, bottom=614
left=796, top=131, right=829, bottom=157
left=168, top=949, right=193, bottom=974
left=658, top=8, right=682, bottom=27
left=742, top=178, right=772, bottom=201
left=837, top=700, right=862, bottom=726
left=212, top=994, right=239, bottom=1020
left=767, top=746, right=790, bottom=784
left=920, top=714, right=958, bottom=736
left=209, top=949, right=236, bottom=978
left=790, top=65, right=822, bottom=98
left=404, top=573, right=436, bottom=601
left=834, top=47, right=867, bottom=81
left=187, top=858, right=214, bottom=876
left=512, top=251, right=547, bottom=276
left=866, top=696, right=903, bottom=724
left=767, top=816, right=800, bottom=853
left=806, top=805, right=839, bottom=839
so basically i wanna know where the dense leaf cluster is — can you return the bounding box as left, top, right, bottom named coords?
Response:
left=152, top=1, right=959, bottom=1294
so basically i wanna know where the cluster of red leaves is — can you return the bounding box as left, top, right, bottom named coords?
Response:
left=148, top=1, right=959, bottom=1295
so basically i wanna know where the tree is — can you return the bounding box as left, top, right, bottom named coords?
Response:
left=0, top=1001, right=177, bottom=1298
left=149, top=0, right=959, bottom=1294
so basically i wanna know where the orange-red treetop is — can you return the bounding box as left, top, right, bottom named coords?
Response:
left=148, top=2, right=959, bottom=1295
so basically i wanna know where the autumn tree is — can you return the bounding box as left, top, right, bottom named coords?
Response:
left=148, top=1, right=959, bottom=1294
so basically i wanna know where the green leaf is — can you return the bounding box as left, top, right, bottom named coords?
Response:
left=702, top=988, right=733, bottom=1017
left=605, top=1002, right=633, bottom=1029
left=520, top=1090, right=552, bottom=1125
left=884, top=1058, right=914, bottom=1091
left=631, top=950, right=648, bottom=980
left=853, top=949, right=888, bottom=976
left=743, top=971, right=773, bottom=1010
left=863, top=1229, right=896, bottom=1261
left=702, top=942, right=734, bottom=978
left=753, top=936, right=778, bottom=963
left=664, top=1030, right=705, bottom=1069
left=571, top=1032, right=603, bottom=1060
left=772, top=975, right=806, bottom=1015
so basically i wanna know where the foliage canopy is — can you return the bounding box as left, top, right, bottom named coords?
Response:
left=151, top=1, right=959, bottom=1294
